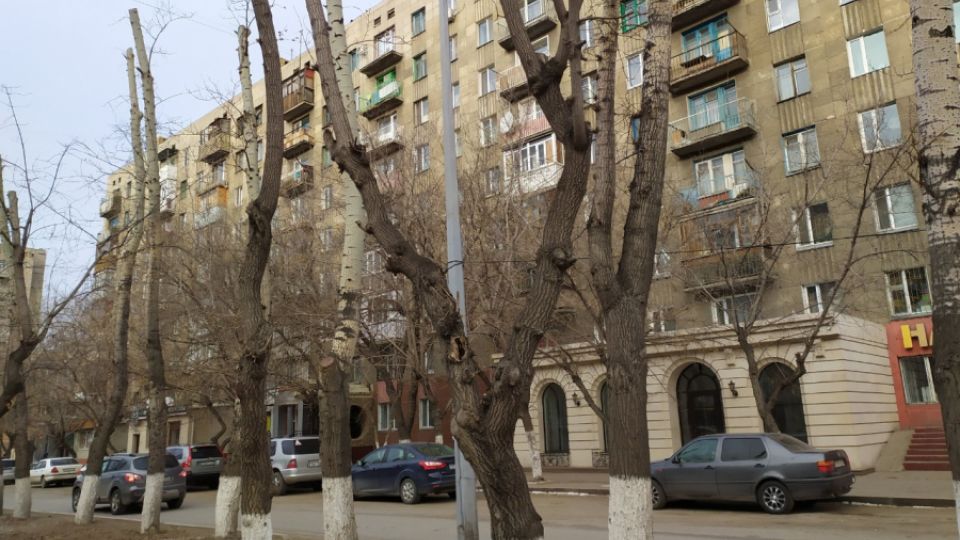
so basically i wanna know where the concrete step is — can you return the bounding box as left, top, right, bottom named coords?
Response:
left=904, top=461, right=951, bottom=471
left=912, top=434, right=946, bottom=441
left=905, top=454, right=950, bottom=462
left=907, top=447, right=949, bottom=456
left=909, top=442, right=947, bottom=449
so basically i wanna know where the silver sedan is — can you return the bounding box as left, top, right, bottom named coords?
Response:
left=30, top=457, right=82, bottom=488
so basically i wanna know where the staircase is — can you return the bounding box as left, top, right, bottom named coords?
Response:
left=903, top=427, right=950, bottom=471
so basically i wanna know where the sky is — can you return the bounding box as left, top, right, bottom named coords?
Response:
left=0, top=0, right=380, bottom=300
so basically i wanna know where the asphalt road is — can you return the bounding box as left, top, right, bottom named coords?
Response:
left=3, top=483, right=955, bottom=539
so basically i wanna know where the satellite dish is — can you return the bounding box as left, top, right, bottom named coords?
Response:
left=499, top=111, right=515, bottom=134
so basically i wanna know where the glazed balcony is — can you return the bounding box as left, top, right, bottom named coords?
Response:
left=199, top=119, right=233, bottom=163
left=360, top=81, right=403, bottom=119
left=670, top=31, right=748, bottom=94
left=282, top=68, right=315, bottom=121
left=505, top=160, right=563, bottom=194
left=360, top=41, right=403, bottom=77
left=194, top=206, right=225, bottom=229
left=159, top=196, right=176, bottom=217
left=281, top=165, right=314, bottom=197
left=283, top=126, right=315, bottom=158
left=99, top=192, right=122, bottom=218
left=360, top=125, right=404, bottom=161
left=498, top=65, right=531, bottom=102
left=681, top=245, right=766, bottom=293
left=195, top=174, right=228, bottom=196
left=668, top=98, right=756, bottom=158
left=681, top=168, right=759, bottom=213
left=672, top=0, right=741, bottom=31
left=496, top=2, right=558, bottom=51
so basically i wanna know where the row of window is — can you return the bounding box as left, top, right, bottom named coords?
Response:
left=378, top=399, right=435, bottom=431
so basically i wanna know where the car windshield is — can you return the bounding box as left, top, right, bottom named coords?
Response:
left=769, top=433, right=817, bottom=453
left=132, top=455, right=179, bottom=470
left=191, top=446, right=222, bottom=459
left=415, top=444, right=454, bottom=458
left=281, top=438, right=320, bottom=455
left=2, top=459, right=14, bottom=468
left=51, top=458, right=79, bottom=466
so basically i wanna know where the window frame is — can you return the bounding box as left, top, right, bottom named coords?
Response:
left=857, top=102, right=902, bottom=153
left=802, top=281, right=837, bottom=314
left=378, top=403, right=397, bottom=431
left=765, top=0, right=800, bottom=33
left=411, top=8, right=426, bottom=36
left=414, top=144, right=430, bottom=173
left=782, top=127, right=821, bottom=175
left=774, top=57, right=810, bottom=102
left=899, top=356, right=938, bottom=404
left=621, top=0, right=648, bottom=33
left=419, top=398, right=435, bottom=429
left=414, top=97, right=430, bottom=125
left=413, top=52, right=428, bottom=80
left=846, top=30, right=890, bottom=78
left=886, top=267, right=933, bottom=316
left=874, top=183, right=918, bottom=233
left=795, top=202, right=833, bottom=249
left=479, top=65, right=497, bottom=95
left=626, top=53, right=643, bottom=89
left=477, top=18, right=492, bottom=46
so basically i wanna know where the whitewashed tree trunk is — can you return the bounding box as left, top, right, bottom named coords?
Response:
left=520, top=409, right=543, bottom=482
left=75, top=475, right=99, bottom=523
left=13, top=478, right=30, bottom=519
left=13, top=393, right=30, bottom=519
left=215, top=475, right=242, bottom=537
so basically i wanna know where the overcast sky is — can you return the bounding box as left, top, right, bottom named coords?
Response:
left=0, top=0, right=380, bottom=299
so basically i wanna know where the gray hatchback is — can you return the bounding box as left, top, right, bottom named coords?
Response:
left=270, top=436, right=322, bottom=495
left=71, top=453, right=187, bottom=515
left=167, top=444, right=223, bottom=488
left=651, top=433, right=854, bottom=514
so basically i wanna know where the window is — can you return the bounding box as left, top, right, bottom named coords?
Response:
left=522, top=0, right=545, bottom=22
left=721, top=438, right=767, bottom=461
left=688, top=83, right=737, bottom=131
left=378, top=403, right=396, bottom=431
left=506, top=134, right=553, bottom=174
left=364, top=250, right=386, bottom=274
left=682, top=18, right=732, bottom=63
left=413, top=52, right=427, bottom=80
left=453, top=129, right=462, bottom=157
left=257, top=139, right=265, bottom=162
left=387, top=8, right=395, bottom=18
left=167, top=421, right=182, bottom=446
left=580, top=19, right=594, bottom=48
left=956, top=2, right=960, bottom=43
left=179, top=180, right=188, bottom=197
left=765, top=0, right=800, bottom=32
left=451, top=82, right=461, bottom=109
left=349, top=49, right=361, bottom=71
left=486, top=168, right=502, bottom=194
left=714, top=294, right=755, bottom=325
left=797, top=202, right=833, bottom=247
left=649, top=308, right=676, bottom=332
left=620, top=0, right=648, bottom=32
left=653, top=248, right=671, bottom=278
left=858, top=103, right=902, bottom=152
left=414, top=144, right=430, bottom=173
left=254, top=105, right=263, bottom=126
left=414, top=97, right=430, bottom=124
left=582, top=74, right=597, bottom=104
left=321, top=186, right=333, bottom=210
left=803, top=282, right=836, bottom=314
left=477, top=18, right=492, bottom=46
left=213, top=161, right=225, bottom=183
left=630, top=116, right=642, bottom=143
left=375, top=27, right=396, bottom=57
left=694, top=149, right=749, bottom=197
left=887, top=268, right=932, bottom=315
left=322, top=146, right=332, bottom=166
left=847, top=31, right=890, bottom=77
left=874, top=183, right=918, bottom=232
left=320, top=228, right=335, bottom=252
left=900, top=356, right=938, bottom=404
left=419, top=398, right=435, bottom=429
left=449, top=35, right=458, bottom=62
left=480, top=116, right=497, bottom=146
left=774, top=58, right=810, bottom=101
left=626, top=53, right=643, bottom=89
left=676, top=438, right=718, bottom=463
left=782, top=127, right=820, bottom=174
left=479, top=65, right=497, bottom=95
left=234, top=186, right=244, bottom=207
left=411, top=8, right=426, bottom=35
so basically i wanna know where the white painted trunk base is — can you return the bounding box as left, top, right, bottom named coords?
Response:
left=240, top=512, right=272, bottom=540
left=526, top=430, right=544, bottom=481
left=13, top=478, right=31, bottom=519
left=140, top=472, right=163, bottom=532
left=608, top=475, right=653, bottom=540
left=214, top=476, right=241, bottom=537
left=75, top=474, right=99, bottom=524
left=323, top=476, right=358, bottom=540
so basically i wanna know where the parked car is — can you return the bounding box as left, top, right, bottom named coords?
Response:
left=30, top=457, right=82, bottom=488
left=650, top=433, right=854, bottom=514
left=2, top=458, right=13, bottom=484
left=270, top=436, right=322, bottom=495
left=352, top=443, right=456, bottom=504
left=167, top=444, right=223, bottom=488
left=70, top=453, right=187, bottom=515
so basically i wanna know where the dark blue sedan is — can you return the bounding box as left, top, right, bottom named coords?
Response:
left=352, top=443, right=456, bottom=504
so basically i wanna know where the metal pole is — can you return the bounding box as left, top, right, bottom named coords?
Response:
left=438, top=0, right=478, bottom=538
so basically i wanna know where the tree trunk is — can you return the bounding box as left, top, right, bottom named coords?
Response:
left=519, top=408, right=543, bottom=482
left=214, top=399, right=242, bottom=538
left=909, top=0, right=960, bottom=532
left=13, top=393, right=31, bottom=519
left=76, top=47, right=147, bottom=525
left=319, top=368, right=357, bottom=540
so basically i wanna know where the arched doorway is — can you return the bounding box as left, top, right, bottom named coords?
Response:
left=759, top=363, right=808, bottom=442
left=541, top=383, right=569, bottom=454
left=677, top=363, right=726, bottom=444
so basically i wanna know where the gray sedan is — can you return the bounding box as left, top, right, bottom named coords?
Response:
left=651, top=433, right=854, bottom=514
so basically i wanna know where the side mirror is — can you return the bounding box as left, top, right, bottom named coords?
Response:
left=671, top=455, right=681, bottom=464
left=355, top=460, right=364, bottom=467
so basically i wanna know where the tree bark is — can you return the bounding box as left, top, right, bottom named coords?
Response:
left=76, top=47, right=147, bottom=525
left=13, top=393, right=31, bottom=519
left=214, top=399, right=242, bottom=538
left=909, top=0, right=960, bottom=531
left=519, top=408, right=543, bottom=482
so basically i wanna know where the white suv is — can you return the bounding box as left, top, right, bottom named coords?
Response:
left=269, top=436, right=321, bottom=495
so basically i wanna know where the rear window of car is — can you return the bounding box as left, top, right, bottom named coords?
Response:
left=167, top=448, right=184, bottom=459
left=132, top=455, right=179, bottom=470
left=415, top=444, right=454, bottom=458
left=281, top=438, right=319, bottom=455
left=191, top=446, right=222, bottom=459
left=720, top=438, right=767, bottom=461
left=51, top=458, right=79, bottom=466
left=2, top=459, right=15, bottom=468
left=769, top=433, right=817, bottom=453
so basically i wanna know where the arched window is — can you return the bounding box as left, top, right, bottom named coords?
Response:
left=759, top=363, right=808, bottom=442
left=677, top=363, right=725, bottom=444
left=541, top=384, right=569, bottom=454
left=600, top=381, right=610, bottom=451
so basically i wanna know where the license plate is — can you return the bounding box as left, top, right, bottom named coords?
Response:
left=834, top=460, right=846, bottom=468
left=449, top=464, right=456, bottom=470
left=308, top=460, right=320, bottom=468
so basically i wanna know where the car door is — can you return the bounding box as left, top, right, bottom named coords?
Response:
left=353, top=448, right=385, bottom=495
left=96, top=459, right=117, bottom=501
left=378, top=446, right=408, bottom=494
left=659, top=438, right=719, bottom=500
left=715, top=437, right=769, bottom=501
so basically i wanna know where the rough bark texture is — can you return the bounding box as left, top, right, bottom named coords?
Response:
left=238, top=2, right=284, bottom=537
left=910, top=0, right=960, bottom=530
left=13, top=393, right=31, bottom=519
left=76, top=48, right=148, bottom=525
left=586, top=1, right=671, bottom=538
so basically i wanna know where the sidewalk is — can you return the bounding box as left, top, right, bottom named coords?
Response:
left=523, top=469, right=955, bottom=507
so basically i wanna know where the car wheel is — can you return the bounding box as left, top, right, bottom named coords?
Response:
left=757, top=480, right=794, bottom=514
left=71, top=488, right=81, bottom=512
left=399, top=478, right=420, bottom=505
left=271, top=470, right=287, bottom=496
left=40, top=475, right=48, bottom=489
left=167, top=495, right=185, bottom=509
left=651, top=480, right=667, bottom=510
left=110, top=489, right=127, bottom=515
left=208, top=479, right=219, bottom=490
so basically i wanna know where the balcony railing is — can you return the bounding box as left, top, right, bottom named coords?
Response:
left=282, top=68, right=315, bottom=121
left=360, top=81, right=403, bottom=119
left=498, top=65, right=531, bottom=102
left=195, top=174, right=228, bottom=195
left=502, top=113, right=551, bottom=142
left=670, top=31, right=748, bottom=94
left=365, top=318, right=406, bottom=342
left=689, top=169, right=759, bottom=212
left=361, top=125, right=404, bottom=160
left=672, top=0, right=741, bottom=30
left=669, top=98, right=757, bottom=158
left=99, top=192, right=121, bottom=218
left=159, top=163, right=177, bottom=182
left=496, top=2, right=558, bottom=50
left=682, top=246, right=765, bottom=293
left=360, top=41, right=403, bottom=77
left=159, top=196, right=176, bottom=216
left=506, top=160, right=563, bottom=194
left=281, top=165, right=314, bottom=197
left=194, top=206, right=225, bottom=229
left=199, top=130, right=232, bottom=163
left=283, top=126, right=315, bottom=158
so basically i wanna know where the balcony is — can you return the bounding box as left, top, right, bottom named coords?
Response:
left=498, top=65, right=530, bottom=102
left=281, top=165, right=314, bottom=197
left=199, top=119, right=233, bottom=163
left=506, top=160, right=563, bottom=194
left=99, top=192, right=121, bottom=218
left=158, top=145, right=178, bottom=163
left=670, top=31, right=748, bottom=94
left=497, top=3, right=558, bottom=50
left=282, top=68, right=315, bottom=121
left=672, top=0, right=741, bottom=31
left=194, top=206, right=225, bottom=229
left=360, top=81, right=403, bottom=119
left=283, top=126, right=314, bottom=158
left=159, top=163, right=177, bottom=182
left=361, top=125, right=404, bottom=160
left=502, top=113, right=551, bottom=142
left=195, top=174, right=228, bottom=196
left=360, top=43, right=403, bottom=77
left=669, top=98, right=756, bottom=158
left=159, top=196, right=176, bottom=217
left=683, top=170, right=759, bottom=213
left=681, top=246, right=766, bottom=293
